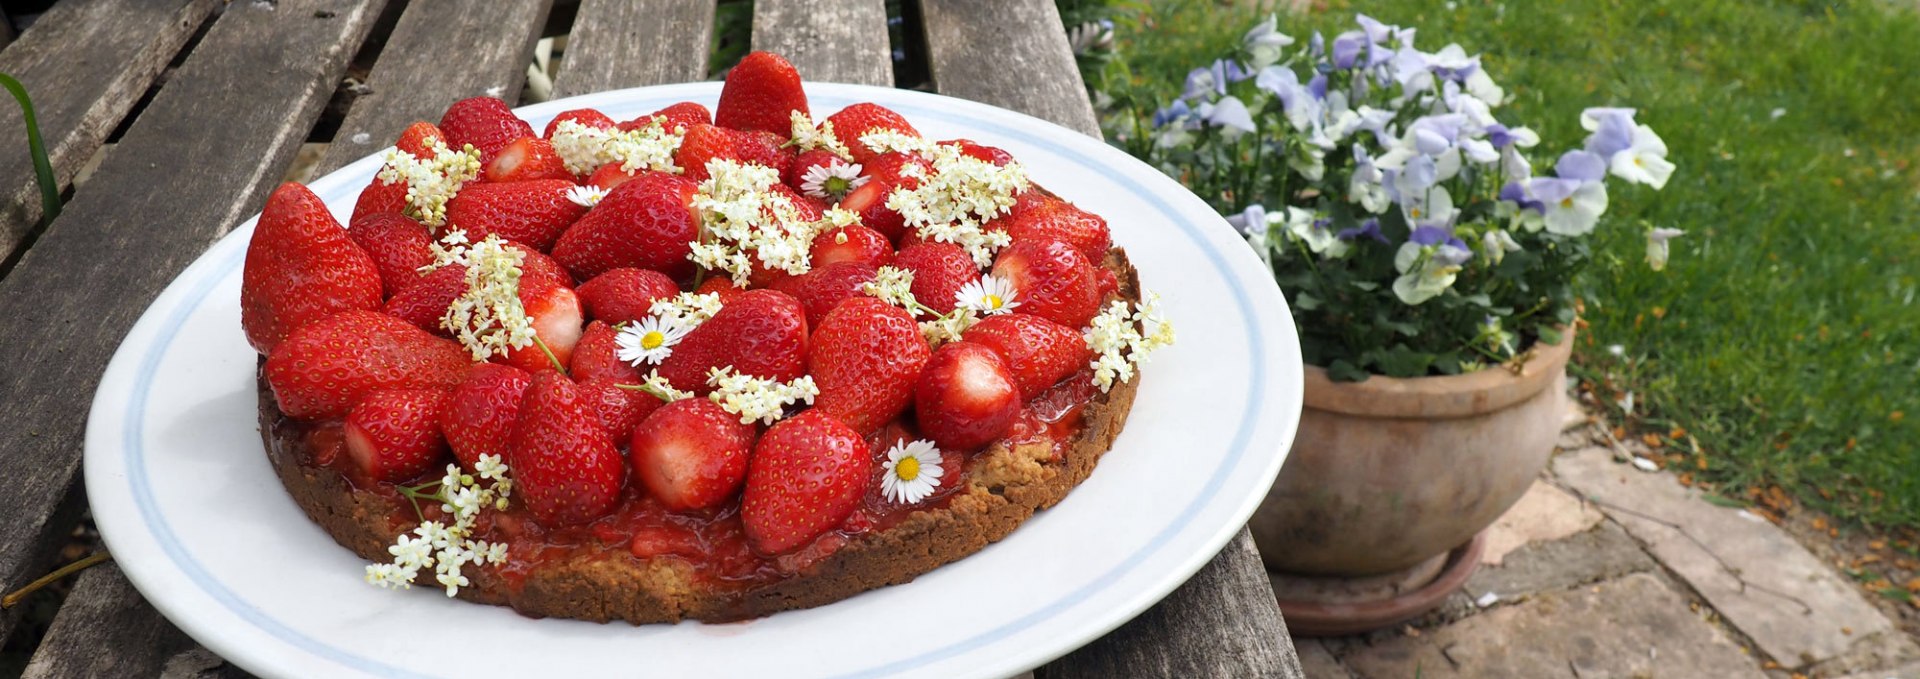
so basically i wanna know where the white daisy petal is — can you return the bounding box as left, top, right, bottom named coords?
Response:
left=955, top=274, right=1021, bottom=315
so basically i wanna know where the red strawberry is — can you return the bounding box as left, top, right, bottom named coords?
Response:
left=862, top=151, right=934, bottom=185
left=384, top=263, right=467, bottom=333
left=551, top=172, right=701, bottom=281
left=585, top=162, right=642, bottom=191
left=347, top=212, right=434, bottom=298
left=352, top=177, right=409, bottom=223
left=344, top=388, right=452, bottom=482
left=444, top=179, right=587, bottom=252
left=769, top=261, right=878, bottom=326
left=242, top=183, right=384, bottom=353
left=827, top=103, right=919, bottom=163
left=518, top=246, right=575, bottom=288
left=695, top=276, right=747, bottom=303
left=945, top=138, right=1015, bottom=166
left=543, top=108, right=616, bottom=139
left=915, top=342, right=1020, bottom=450
left=578, top=376, right=663, bottom=443
left=770, top=182, right=824, bottom=220
left=807, top=297, right=930, bottom=434
left=485, top=136, right=573, bottom=183
left=265, top=310, right=470, bottom=419
left=889, top=243, right=978, bottom=318
left=498, top=277, right=585, bottom=373
left=835, top=179, right=906, bottom=242
left=998, top=190, right=1112, bottom=261
left=656, top=289, right=809, bottom=394
left=963, top=313, right=1094, bottom=399
left=510, top=372, right=625, bottom=526
left=715, top=51, right=808, bottom=135
left=630, top=398, right=756, bottom=511
left=992, top=239, right=1100, bottom=328
left=741, top=410, right=870, bottom=554
left=441, top=363, right=532, bottom=469
left=629, top=101, right=712, bottom=132
left=674, top=124, right=733, bottom=182
left=810, top=224, right=893, bottom=269
left=395, top=121, right=447, bottom=159
left=576, top=268, right=679, bottom=325
left=570, top=321, right=643, bottom=383
left=785, top=148, right=846, bottom=191
left=439, top=96, right=534, bottom=163
left=733, top=129, right=794, bottom=176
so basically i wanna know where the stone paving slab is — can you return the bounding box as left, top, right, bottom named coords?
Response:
left=1833, top=661, right=1920, bottom=679
left=1481, top=480, right=1605, bottom=566
left=1293, top=638, right=1352, bottom=678
left=1466, top=520, right=1658, bottom=603
left=1555, top=447, right=1895, bottom=667
left=1340, top=572, right=1766, bottom=678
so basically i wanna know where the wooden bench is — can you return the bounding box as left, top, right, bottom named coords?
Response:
left=0, top=1, right=1302, bottom=676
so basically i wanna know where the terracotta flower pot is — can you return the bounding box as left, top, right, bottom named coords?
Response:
left=1251, top=327, right=1573, bottom=576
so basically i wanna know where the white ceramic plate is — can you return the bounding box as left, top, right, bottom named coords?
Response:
left=85, top=83, right=1302, bottom=679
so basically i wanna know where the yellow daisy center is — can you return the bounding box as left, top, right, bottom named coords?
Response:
left=896, top=456, right=921, bottom=481
left=985, top=294, right=1003, bottom=310
left=641, top=330, right=666, bottom=350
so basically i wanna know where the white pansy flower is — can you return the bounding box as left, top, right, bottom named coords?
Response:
left=706, top=367, right=819, bottom=425
left=375, top=137, right=482, bottom=227
left=1402, top=185, right=1458, bottom=227
left=1242, top=14, right=1296, bottom=70
left=1391, top=241, right=1470, bottom=305
left=1646, top=227, right=1684, bottom=271
left=800, top=160, right=868, bottom=200
left=1608, top=124, right=1675, bottom=189
left=1537, top=180, right=1609, bottom=236
left=1481, top=229, right=1522, bottom=265
left=955, top=274, right=1020, bottom=315
left=1085, top=293, right=1175, bottom=392
left=881, top=439, right=946, bottom=504
left=1282, top=207, right=1349, bottom=258
left=615, top=316, right=690, bottom=366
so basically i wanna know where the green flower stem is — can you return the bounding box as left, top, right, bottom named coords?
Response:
left=614, top=380, right=680, bottom=402
left=530, top=334, right=568, bottom=375
left=0, top=73, right=59, bottom=223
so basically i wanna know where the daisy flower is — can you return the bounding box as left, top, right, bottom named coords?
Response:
left=800, top=160, right=868, bottom=200
left=955, top=274, right=1020, bottom=315
left=881, top=439, right=946, bottom=505
left=566, top=184, right=608, bottom=207
left=615, top=316, right=689, bottom=366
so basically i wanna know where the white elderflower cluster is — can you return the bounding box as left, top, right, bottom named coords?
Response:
left=919, top=307, right=980, bottom=346
left=548, top=117, right=684, bottom=176
left=859, top=129, right=936, bottom=156
left=616, top=368, right=697, bottom=403
left=863, top=265, right=919, bottom=308
left=862, top=266, right=978, bottom=345
left=882, top=142, right=1029, bottom=267
left=647, top=291, right=725, bottom=330
left=375, top=137, right=482, bottom=227
left=431, top=232, right=537, bottom=361
left=688, top=159, right=820, bottom=285
left=706, top=367, right=819, bottom=425
left=1085, top=292, right=1176, bottom=392
left=365, top=456, right=513, bottom=597
left=789, top=111, right=854, bottom=161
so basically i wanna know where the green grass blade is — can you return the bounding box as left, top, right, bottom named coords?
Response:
left=0, top=73, right=59, bottom=223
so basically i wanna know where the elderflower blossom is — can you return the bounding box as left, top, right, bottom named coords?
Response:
left=883, top=142, right=1029, bottom=267
left=375, top=137, right=481, bottom=227
left=859, top=129, right=937, bottom=156
left=1085, top=292, right=1176, bottom=392
left=863, top=265, right=919, bottom=307
left=647, top=291, right=725, bottom=330
left=920, top=307, right=980, bottom=346
left=432, top=232, right=538, bottom=361
left=548, top=117, right=684, bottom=175
left=689, top=159, right=821, bottom=284
left=364, top=456, right=514, bottom=597
left=789, top=110, right=854, bottom=161
left=706, top=367, right=819, bottom=425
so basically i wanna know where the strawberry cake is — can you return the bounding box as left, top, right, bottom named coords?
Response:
left=245, top=51, right=1173, bottom=623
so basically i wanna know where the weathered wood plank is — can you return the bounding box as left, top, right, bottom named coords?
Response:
left=918, top=0, right=1099, bottom=137
left=315, top=0, right=556, bottom=175
left=0, top=0, right=220, bottom=259
left=750, top=0, right=891, bottom=86
left=552, top=0, right=715, bottom=98
left=0, top=0, right=389, bottom=653
left=1039, top=530, right=1305, bottom=679
left=20, top=563, right=198, bottom=679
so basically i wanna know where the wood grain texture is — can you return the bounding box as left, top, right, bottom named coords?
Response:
left=918, top=0, right=1099, bottom=137
left=751, top=0, right=891, bottom=86
left=552, top=0, right=715, bottom=98
left=0, top=0, right=388, bottom=655
left=315, top=0, right=556, bottom=175
left=0, top=0, right=220, bottom=258
left=20, top=563, right=201, bottom=679
left=1039, top=530, right=1304, bottom=679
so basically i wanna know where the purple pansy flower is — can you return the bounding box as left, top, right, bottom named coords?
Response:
left=1555, top=150, right=1607, bottom=182
left=1337, top=218, right=1390, bottom=243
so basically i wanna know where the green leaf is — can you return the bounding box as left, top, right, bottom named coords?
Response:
left=1294, top=291, right=1321, bottom=311
left=1326, top=359, right=1370, bottom=382
left=1537, top=327, right=1563, bottom=346
left=0, top=73, right=58, bottom=223
left=1701, top=494, right=1747, bottom=509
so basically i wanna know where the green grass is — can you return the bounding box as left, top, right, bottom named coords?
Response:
left=1100, top=0, right=1920, bottom=529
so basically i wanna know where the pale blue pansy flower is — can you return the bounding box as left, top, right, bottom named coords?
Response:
left=1555, top=150, right=1608, bottom=183
left=1336, top=218, right=1390, bottom=243
left=1645, top=227, right=1684, bottom=271
left=1481, top=228, right=1522, bottom=265
left=1283, top=207, right=1349, bottom=257
left=1608, top=124, right=1675, bottom=189
left=1203, top=95, right=1257, bottom=134
left=1526, top=177, right=1609, bottom=236
left=1426, top=44, right=1479, bottom=82
left=1392, top=237, right=1470, bottom=305
left=1225, top=203, right=1268, bottom=237
left=1242, top=14, right=1296, bottom=70
left=1581, top=107, right=1638, bottom=159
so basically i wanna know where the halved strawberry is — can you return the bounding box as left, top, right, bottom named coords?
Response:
left=265, top=310, right=470, bottom=419
left=656, top=289, right=809, bottom=394
left=996, top=189, right=1112, bottom=261
left=551, top=172, right=701, bottom=282
left=384, top=264, right=467, bottom=334
left=444, top=179, right=586, bottom=252
left=810, top=224, right=893, bottom=270
left=576, top=268, right=680, bottom=326
left=570, top=320, right=643, bottom=383
left=889, top=242, right=978, bottom=318
left=807, top=297, right=930, bottom=434
left=543, top=108, right=616, bottom=139
left=439, top=96, right=534, bottom=163
left=769, top=261, right=877, bottom=326
left=348, top=212, right=434, bottom=298
left=992, top=239, right=1100, bottom=328
left=836, top=179, right=906, bottom=242
left=741, top=410, right=870, bottom=554
left=395, top=121, right=447, bottom=159
left=441, top=363, right=532, bottom=469
left=628, top=101, right=711, bottom=133
left=497, top=276, right=584, bottom=373
left=485, top=136, right=573, bottom=183
left=345, top=388, right=452, bottom=482
left=630, top=398, right=755, bottom=511
left=715, top=51, right=808, bottom=135
left=242, top=183, right=384, bottom=353
left=962, top=313, right=1094, bottom=399
left=577, top=376, right=663, bottom=443
left=915, top=342, right=1020, bottom=450
left=352, top=177, right=409, bottom=223
left=510, top=371, right=625, bottom=526
left=827, top=103, right=918, bottom=163
left=585, top=162, right=642, bottom=191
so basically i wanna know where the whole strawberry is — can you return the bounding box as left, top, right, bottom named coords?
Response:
left=444, top=179, right=586, bottom=252
left=741, top=410, right=870, bottom=554
left=265, top=310, right=470, bottom=419
left=963, top=313, right=1094, bottom=399
left=808, top=297, right=930, bottom=434
left=394, top=121, right=448, bottom=160
left=570, top=320, right=644, bottom=383
left=826, top=103, right=919, bottom=163
left=242, top=183, right=384, bottom=354
left=577, top=376, right=663, bottom=443
left=635, top=101, right=712, bottom=132
left=810, top=224, right=893, bottom=269
left=510, top=371, right=626, bottom=526
left=542, top=108, right=616, bottom=139
left=345, top=388, right=452, bottom=482
left=656, top=289, right=810, bottom=394
left=996, top=189, right=1112, bottom=261
left=915, top=342, right=1020, bottom=450
left=630, top=398, right=756, bottom=511
left=348, top=212, right=434, bottom=298
left=991, top=239, right=1101, bottom=328
left=352, top=177, right=409, bottom=223
left=889, top=242, right=979, bottom=318
left=441, top=363, right=532, bottom=470
left=383, top=263, right=468, bottom=334
left=715, top=51, right=809, bottom=135
left=575, top=268, right=680, bottom=326
left=769, top=261, right=877, bottom=327
left=439, top=96, right=534, bottom=163
left=550, top=172, right=701, bottom=281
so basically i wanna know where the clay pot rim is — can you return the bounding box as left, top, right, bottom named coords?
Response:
left=1301, top=324, right=1574, bottom=419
